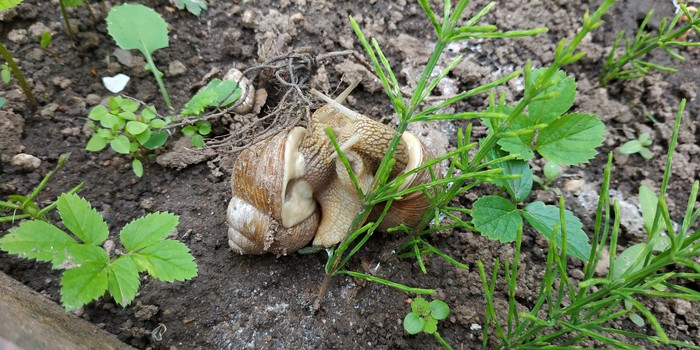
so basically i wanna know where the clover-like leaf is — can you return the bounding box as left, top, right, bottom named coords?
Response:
left=472, top=195, right=522, bottom=243
left=429, top=300, right=450, bottom=320
left=403, top=312, right=425, bottom=335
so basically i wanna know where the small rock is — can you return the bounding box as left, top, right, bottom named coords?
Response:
left=134, top=302, right=159, bottom=321
left=86, top=94, right=101, bottom=105
left=563, top=179, right=585, bottom=193
left=594, top=248, right=610, bottom=276
left=26, top=48, right=44, bottom=62
left=51, top=76, right=72, bottom=89
left=103, top=240, right=115, bottom=255
left=570, top=269, right=585, bottom=280
left=7, top=29, right=28, bottom=43
left=28, top=22, right=50, bottom=38
left=168, top=60, right=187, bottom=76
left=140, top=197, right=155, bottom=210
left=61, top=127, right=81, bottom=136
left=113, top=48, right=133, bottom=66
left=11, top=153, right=41, bottom=171
left=670, top=299, right=692, bottom=316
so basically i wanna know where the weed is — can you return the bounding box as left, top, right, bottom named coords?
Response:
left=479, top=99, right=700, bottom=349
left=0, top=0, right=39, bottom=110
left=106, top=4, right=173, bottom=110
left=0, top=153, right=81, bottom=223
left=600, top=4, right=700, bottom=85
left=174, top=0, right=207, bottom=17
left=618, top=132, right=653, bottom=159
left=0, top=193, right=198, bottom=311
left=403, top=297, right=452, bottom=349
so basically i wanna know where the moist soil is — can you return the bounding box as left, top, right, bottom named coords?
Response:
left=1, top=0, right=699, bottom=349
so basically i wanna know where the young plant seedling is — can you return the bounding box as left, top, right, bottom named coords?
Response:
left=86, top=96, right=170, bottom=177
left=599, top=3, right=700, bottom=85
left=106, top=4, right=173, bottom=110
left=174, top=0, right=207, bottom=16
left=403, top=297, right=452, bottom=349
left=0, top=0, right=39, bottom=110
left=618, top=132, right=653, bottom=159
left=0, top=193, right=198, bottom=311
left=0, top=153, right=81, bottom=223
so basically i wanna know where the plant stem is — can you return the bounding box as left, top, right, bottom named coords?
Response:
left=58, top=0, right=77, bottom=42
left=0, top=41, right=38, bottom=111
left=144, top=54, right=173, bottom=111
left=83, top=1, right=99, bottom=30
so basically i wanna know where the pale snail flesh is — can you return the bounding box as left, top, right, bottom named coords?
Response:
left=226, top=83, right=438, bottom=255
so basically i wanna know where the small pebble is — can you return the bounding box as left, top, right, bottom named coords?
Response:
left=670, top=299, right=692, bottom=316
left=113, top=48, right=133, bottom=66
left=103, top=240, right=115, bottom=255
left=168, top=60, right=187, bottom=76
left=86, top=94, right=101, bottom=105
left=11, top=153, right=41, bottom=171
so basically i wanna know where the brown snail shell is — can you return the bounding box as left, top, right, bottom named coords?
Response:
left=227, top=128, right=319, bottom=255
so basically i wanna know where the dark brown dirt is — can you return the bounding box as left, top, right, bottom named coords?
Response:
left=1, top=0, right=698, bottom=349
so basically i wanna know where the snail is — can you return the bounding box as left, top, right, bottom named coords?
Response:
left=227, top=82, right=438, bottom=255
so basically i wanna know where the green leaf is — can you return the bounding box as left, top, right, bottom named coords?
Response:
left=411, top=297, right=430, bottom=315
left=202, top=79, right=242, bottom=107
left=125, top=121, right=148, bottom=135
left=522, top=201, right=591, bottom=261
left=629, top=313, right=645, bottom=327
left=106, top=4, right=169, bottom=58
left=118, top=111, right=136, bottom=121
left=528, top=68, right=576, bottom=124
left=639, top=185, right=658, bottom=234
left=0, top=97, right=7, bottom=108
left=429, top=300, right=450, bottom=320
left=86, top=134, right=108, bottom=152
left=498, top=136, right=534, bottom=160
left=88, top=105, right=109, bottom=121
left=403, top=312, right=425, bottom=335
left=196, top=121, right=211, bottom=135
left=639, top=147, right=653, bottom=159
left=422, top=317, right=438, bottom=334
left=40, top=31, right=52, bottom=48
left=472, top=195, right=522, bottom=243
left=132, top=159, right=143, bottom=177
left=181, top=125, right=196, bottom=136
left=63, top=244, right=108, bottom=268
left=143, top=130, right=168, bottom=149
left=1, top=66, right=10, bottom=84
left=120, top=212, right=179, bottom=251
left=173, top=0, right=207, bottom=16
left=0, top=0, right=23, bottom=10
left=149, top=118, right=168, bottom=129
left=494, top=157, right=533, bottom=203
left=107, top=255, right=140, bottom=307
left=191, top=134, right=204, bottom=148
left=141, top=106, right=157, bottom=121
left=135, top=128, right=152, bottom=145
left=110, top=135, right=131, bottom=154
left=131, top=240, right=197, bottom=282
left=58, top=193, right=109, bottom=246
left=60, top=259, right=109, bottom=311
left=99, top=113, right=120, bottom=129
left=181, top=90, right=217, bottom=116
left=535, top=113, right=605, bottom=165
left=619, top=140, right=642, bottom=154
left=0, top=221, right=77, bottom=267
left=613, top=243, right=645, bottom=280
left=120, top=98, right=139, bottom=113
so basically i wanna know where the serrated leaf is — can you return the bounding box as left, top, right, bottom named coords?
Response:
left=62, top=244, right=108, bottom=269
left=429, top=300, right=450, bottom=320
left=639, top=185, right=658, bottom=234
left=535, top=113, right=605, bottom=165
left=106, top=4, right=169, bottom=58
left=110, top=135, right=131, bottom=154
left=0, top=0, right=23, bottom=11
left=143, top=130, right=168, bottom=149
left=498, top=136, right=535, bottom=160
left=126, top=121, right=148, bottom=135
left=107, top=255, right=140, bottom=307
left=173, top=0, right=207, bottom=16
left=131, top=240, right=197, bottom=282
left=132, top=159, right=143, bottom=177
left=0, top=221, right=77, bottom=267
left=472, top=195, right=522, bottom=243
left=60, top=259, right=109, bottom=311
left=120, top=212, right=179, bottom=251
left=403, top=312, right=425, bottom=335
left=522, top=201, right=591, bottom=261
left=88, top=105, right=109, bottom=121
left=493, top=156, right=533, bottom=203
left=86, top=134, right=108, bottom=152
left=57, top=193, right=109, bottom=245
left=619, top=140, right=642, bottom=154
left=181, top=89, right=217, bottom=116
left=422, top=317, right=438, bottom=334
left=528, top=69, right=576, bottom=124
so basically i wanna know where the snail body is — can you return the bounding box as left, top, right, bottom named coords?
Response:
left=227, top=84, right=438, bottom=255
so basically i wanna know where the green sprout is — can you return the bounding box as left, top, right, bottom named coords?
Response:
left=618, top=132, right=653, bottom=159
left=0, top=193, right=198, bottom=311
left=173, top=0, right=207, bottom=16
left=0, top=0, right=39, bottom=111
left=403, top=297, right=452, bottom=349
left=600, top=4, right=700, bottom=85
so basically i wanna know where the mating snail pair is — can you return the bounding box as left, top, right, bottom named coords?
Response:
left=226, top=82, right=437, bottom=255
